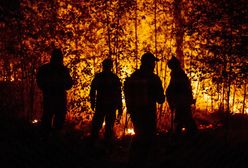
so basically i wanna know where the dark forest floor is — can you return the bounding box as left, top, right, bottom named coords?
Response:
left=1, top=113, right=248, bottom=168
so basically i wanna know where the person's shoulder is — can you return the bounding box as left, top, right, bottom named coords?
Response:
left=108, top=72, right=121, bottom=83
left=61, top=65, right=70, bottom=72
left=40, top=63, right=50, bottom=68
left=101, top=71, right=119, bottom=78
left=149, top=74, right=162, bottom=83
left=38, top=63, right=50, bottom=72
left=94, top=72, right=102, bottom=78
left=178, top=69, right=188, bottom=78
left=151, top=73, right=160, bottom=79
left=130, top=70, right=140, bottom=77
left=112, top=72, right=120, bottom=79
left=94, top=72, right=108, bottom=80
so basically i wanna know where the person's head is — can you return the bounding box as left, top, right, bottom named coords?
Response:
left=50, top=48, right=63, bottom=65
left=140, top=52, right=159, bottom=72
left=167, top=56, right=181, bottom=70
left=102, top=58, right=113, bottom=71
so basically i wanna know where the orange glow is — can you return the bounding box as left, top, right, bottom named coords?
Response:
left=125, top=128, right=135, bottom=136
left=1, top=0, right=247, bottom=138
left=182, top=127, right=186, bottom=132
left=32, top=119, right=39, bottom=124
left=199, top=124, right=214, bottom=130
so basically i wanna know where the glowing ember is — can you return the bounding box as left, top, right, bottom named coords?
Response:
left=199, top=124, right=214, bottom=130
left=32, top=119, right=38, bottom=124
left=126, top=128, right=135, bottom=136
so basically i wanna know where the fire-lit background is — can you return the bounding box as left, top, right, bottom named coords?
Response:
left=0, top=0, right=247, bottom=137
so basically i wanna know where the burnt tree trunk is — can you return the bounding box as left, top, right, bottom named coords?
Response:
left=173, top=0, right=184, bottom=68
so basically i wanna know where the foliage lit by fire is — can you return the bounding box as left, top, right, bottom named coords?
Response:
left=0, top=0, right=247, bottom=135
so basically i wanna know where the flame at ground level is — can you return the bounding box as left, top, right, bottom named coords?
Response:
left=126, top=128, right=135, bottom=136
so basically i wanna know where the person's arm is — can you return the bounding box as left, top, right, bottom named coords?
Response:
left=156, top=77, right=165, bottom=104
left=186, top=77, right=195, bottom=104
left=89, top=76, right=97, bottom=111
left=64, top=68, right=73, bottom=90
left=36, top=66, right=45, bottom=91
left=166, top=72, right=176, bottom=110
left=116, top=79, right=123, bottom=119
left=166, top=80, right=176, bottom=111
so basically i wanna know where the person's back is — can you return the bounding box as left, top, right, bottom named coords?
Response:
left=125, top=69, right=164, bottom=117
left=124, top=52, right=165, bottom=167
left=89, top=58, right=122, bottom=150
left=92, top=71, right=121, bottom=108
left=166, top=67, right=193, bottom=107
left=37, top=63, right=72, bottom=96
left=36, top=48, right=73, bottom=132
left=166, top=56, right=197, bottom=135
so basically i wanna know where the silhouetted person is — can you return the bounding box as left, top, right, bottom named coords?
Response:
left=166, top=56, right=197, bottom=136
left=36, top=48, right=73, bottom=135
left=89, top=58, right=122, bottom=150
left=124, top=52, right=165, bottom=167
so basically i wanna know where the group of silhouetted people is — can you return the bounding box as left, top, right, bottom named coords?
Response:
left=36, top=48, right=197, bottom=167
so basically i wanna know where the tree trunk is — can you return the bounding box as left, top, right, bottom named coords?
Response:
left=173, top=0, right=184, bottom=68
left=232, top=81, right=236, bottom=113
left=135, top=0, right=138, bottom=69
left=106, top=1, right=112, bottom=58
left=242, top=80, right=247, bottom=114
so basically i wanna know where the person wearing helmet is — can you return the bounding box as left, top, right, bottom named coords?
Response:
left=124, top=52, right=165, bottom=167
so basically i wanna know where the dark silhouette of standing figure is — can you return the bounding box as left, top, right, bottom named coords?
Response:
left=124, top=52, right=165, bottom=167
left=166, top=56, right=197, bottom=136
left=36, top=48, right=73, bottom=134
left=89, top=58, right=122, bottom=149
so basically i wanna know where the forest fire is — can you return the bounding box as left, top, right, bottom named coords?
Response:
left=0, top=0, right=247, bottom=138
left=1, top=2, right=248, bottom=168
